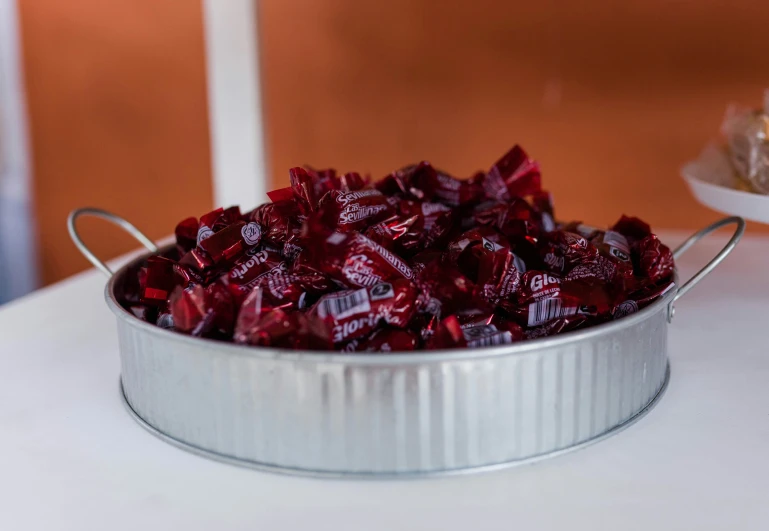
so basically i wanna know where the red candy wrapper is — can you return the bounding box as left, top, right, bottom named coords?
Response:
left=611, top=215, right=652, bottom=243
left=219, top=247, right=288, bottom=305
left=317, top=189, right=395, bottom=232
left=525, top=314, right=590, bottom=339
left=415, top=260, right=481, bottom=319
left=473, top=198, right=541, bottom=241
left=247, top=199, right=303, bottom=251
left=234, top=307, right=332, bottom=350
left=636, top=235, right=675, bottom=283
left=482, top=145, right=542, bottom=202
left=310, top=280, right=418, bottom=344
left=364, top=214, right=423, bottom=255
left=169, top=283, right=235, bottom=338
left=341, top=328, right=418, bottom=352
left=123, top=144, right=677, bottom=352
left=175, top=217, right=199, bottom=255
left=426, top=315, right=521, bottom=349
left=476, top=246, right=527, bottom=305
left=179, top=220, right=264, bottom=283
left=510, top=286, right=611, bottom=328
left=303, top=230, right=415, bottom=289
left=540, top=231, right=598, bottom=274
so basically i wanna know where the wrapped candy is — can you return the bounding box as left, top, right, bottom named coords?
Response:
left=482, top=145, right=542, bottom=202
left=121, top=144, right=676, bottom=351
left=301, top=229, right=415, bottom=289
left=310, top=280, right=418, bottom=344
left=219, top=247, right=289, bottom=305
left=234, top=307, right=332, bottom=350
left=341, top=328, right=419, bottom=352
left=169, top=283, right=235, bottom=338
left=317, top=189, right=395, bottom=232
left=722, top=90, right=769, bottom=193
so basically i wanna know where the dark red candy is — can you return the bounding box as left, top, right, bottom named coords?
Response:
left=219, top=247, right=288, bottom=304
left=429, top=169, right=486, bottom=207
left=340, top=171, right=369, bottom=192
left=199, top=220, right=262, bottom=264
left=524, top=314, right=590, bottom=339
left=476, top=246, right=527, bottom=304
left=564, top=254, right=633, bottom=287
left=510, top=278, right=615, bottom=328
left=234, top=307, right=332, bottom=350
left=310, top=279, right=418, bottom=344
left=398, top=200, right=451, bottom=229
left=426, top=314, right=520, bottom=349
left=517, top=270, right=564, bottom=303
left=341, top=328, right=419, bottom=353
left=425, top=315, right=466, bottom=349
left=289, top=167, right=327, bottom=214
left=636, top=235, right=675, bottom=283
left=266, top=186, right=294, bottom=203
left=615, top=279, right=676, bottom=318
left=196, top=207, right=224, bottom=244
left=169, top=283, right=235, bottom=338
left=482, top=145, right=542, bottom=202
left=446, top=226, right=509, bottom=266
left=195, top=206, right=243, bottom=245
left=234, top=283, right=305, bottom=330
left=530, top=190, right=556, bottom=232
left=408, top=249, right=443, bottom=276
left=247, top=199, right=303, bottom=252
left=364, top=214, right=423, bottom=255
left=473, top=198, right=540, bottom=241
left=591, top=230, right=633, bottom=264
left=304, top=230, right=415, bottom=288
left=564, top=230, right=635, bottom=287
left=180, top=220, right=264, bottom=281
left=539, top=231, right=598, bottom=274
left=141, top=256, right=198, bottom=305
left=317, top=189, right=396, bottom=232
left=376, top=162, right=483, bottom=206
left=375, top=161, right=436, bottom=201
left=457, top=312, right=524, bottom=334
left=611, top=215, right=652, bottom=244
left=459, top=323, right=519, bottom=347
left=175, top=217, right=199, bottom=254
left=211, top=206, right=242, bottom=232
left=415, top=260, right=480, bottom=318
left=421, top=208, right=460, bottom=251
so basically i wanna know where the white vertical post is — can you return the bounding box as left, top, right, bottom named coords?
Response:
left=202, top=0, right=268, bottom=211
left=0, top=0, right=38, bottom=302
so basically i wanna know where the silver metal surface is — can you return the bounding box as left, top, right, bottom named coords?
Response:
left=68, top=207, right=158, bottom=276
left=71, top=210, right=744, bottom=477
left=671, top=216, right=745, bottom=303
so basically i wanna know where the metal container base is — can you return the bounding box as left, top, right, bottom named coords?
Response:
left=120, top=364, right=670, bottom=479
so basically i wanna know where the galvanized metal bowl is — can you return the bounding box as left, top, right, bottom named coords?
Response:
left=69, top=209, right=744, bottom=478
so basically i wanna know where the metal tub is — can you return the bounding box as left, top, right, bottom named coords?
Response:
left=69, top=210, right=744, bottom=477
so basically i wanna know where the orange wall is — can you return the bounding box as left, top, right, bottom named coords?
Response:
left=260, top=0, right=769, bottom=228
left=19, top=0, right=769, bottom=284
left=19, top=0, right=213, bottom=284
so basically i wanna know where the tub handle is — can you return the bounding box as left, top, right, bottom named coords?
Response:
left=67, top=208, right=744, bottom=298
left=671, top=216, right=745, bottom=304
left=67, top=208, right=158, bottom=278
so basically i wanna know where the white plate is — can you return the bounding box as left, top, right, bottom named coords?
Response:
left=682, top=145, right=769, bottom=224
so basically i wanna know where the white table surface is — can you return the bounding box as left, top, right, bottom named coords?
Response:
left=1, top=230, right=768, bottom=531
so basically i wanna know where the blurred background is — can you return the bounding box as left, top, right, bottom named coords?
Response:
left=0, top=0, right=767, bottom=304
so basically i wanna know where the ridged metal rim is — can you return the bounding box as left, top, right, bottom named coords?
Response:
left=105, top=244, right=677, bottom=364
left=120, top=363, right=670, bottom=479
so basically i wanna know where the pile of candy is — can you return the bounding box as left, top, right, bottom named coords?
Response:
left=121, top=145, right=675, bottom=352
